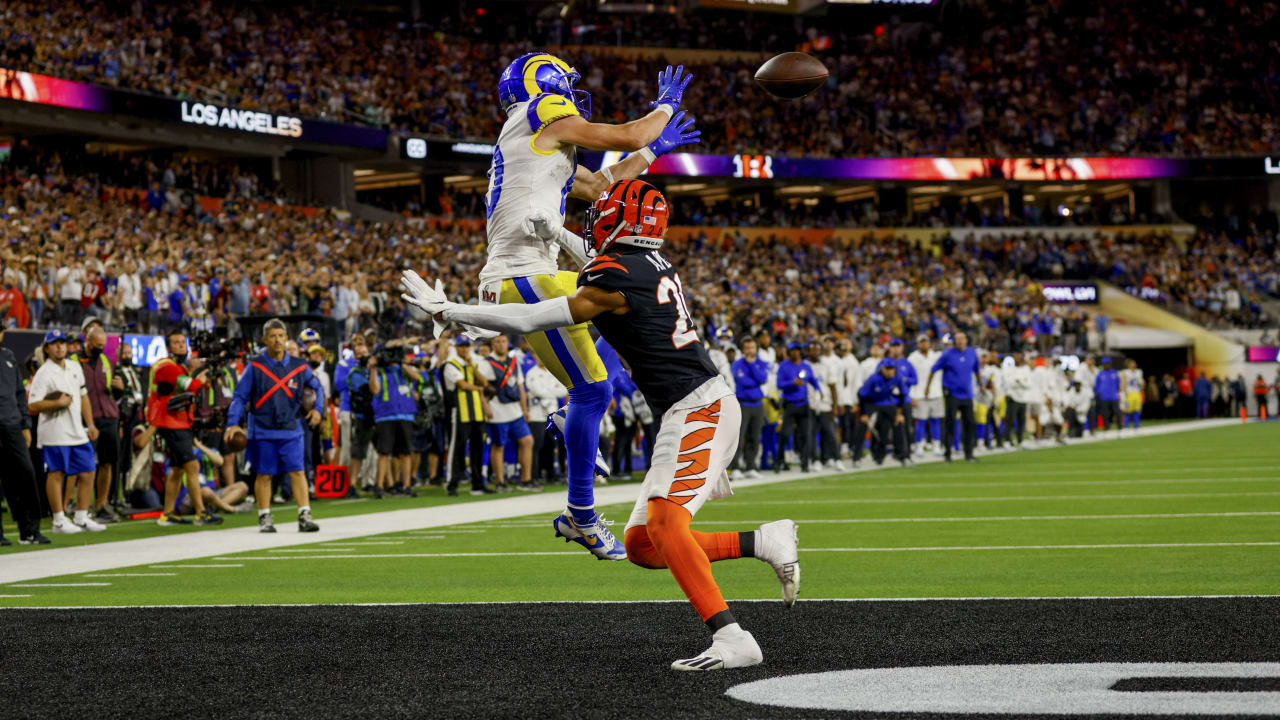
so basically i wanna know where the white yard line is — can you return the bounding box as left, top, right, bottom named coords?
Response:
left=730, top=491, right=1280, bottom=505
left=148, top=564, right=244, bottom=569
left=0, top=417, right=1257, bottom=585
left=10, top=582, right=112, bottom=587
left=85, top=573, right=177, bottom=577
left=485, top=511, right=1280, bottom=527
left=5, top=594, right=1278, bottom=610
left=768, top=476, right=1280, bottom=491
left=219, top=540, right=1279, bottom=561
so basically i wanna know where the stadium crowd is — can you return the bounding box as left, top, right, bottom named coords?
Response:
left=3, top=1, right=1277, bottom=156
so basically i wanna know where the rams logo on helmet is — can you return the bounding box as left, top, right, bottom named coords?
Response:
left=498, top=52, right=591, bottom=118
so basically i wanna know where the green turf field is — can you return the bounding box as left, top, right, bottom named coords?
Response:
left=3, top=423, right=1277, bottom=607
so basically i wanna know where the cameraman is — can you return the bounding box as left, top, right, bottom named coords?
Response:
left=147, top=329, right=222, bottom=526
left=411, top=352, right=445, bottom=486
left=368, top=343, right=422, bottom=498
left=225, top=318, right=325, bottom=533
left=192, top=334, right=240, bottom=491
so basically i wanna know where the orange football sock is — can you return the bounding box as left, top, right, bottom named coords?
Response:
left=623, top=522, right=744, bottom=569
left=646, top=498, right=729, bottom=622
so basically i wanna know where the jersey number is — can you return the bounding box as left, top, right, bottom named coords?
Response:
left=485, top=147, right=505, bottom=219
left=656, top=274, right=697, bottom=349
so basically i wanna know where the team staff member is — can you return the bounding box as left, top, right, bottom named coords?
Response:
left=731, top=337, right=769, bottom=479
left=888, top=339, right=917, bottom=456
left=26, top=330, right=105, bottom=533
left=114, top=341, right=146, bottom=507
left=907, top=335, right=942, bottom=452
left=148, top=329, right=221, bottom=526
left=80, top=321, right=123, bottom=523
left=368, top=345, right=422, bottom=498
left=443, top=336, right=492, bottom=496
left=225, top=318, right=326, bottom=533
left=333, top=333, right=364, bottom=471
left=858, top=358, right=909, bottom=466
left=1094, top=357, right=1122, bottom=431
left=0, top=324, right=47, bottom=544
left=775, top=342, right=821, bottom=473
left=927, top=331, right=981, bottom=463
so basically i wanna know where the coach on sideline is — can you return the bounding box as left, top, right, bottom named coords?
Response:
left=225, top=318, right=326, bottom=533
left=0, top=325, right=46, bottom=544
left=927, top=332, right=981, bottom=463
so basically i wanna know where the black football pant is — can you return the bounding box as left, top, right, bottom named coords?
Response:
left=611, top=419, right=635, bottom=475
left=1096, top=400, right=1121, bottom=430
left=868, top=404, right=908, bottom=463
left=942, top=393, right=976, bottom=461
left=1005, top=400, right=1026, bottom=445
left=778, top=402, right=812, bottom=471
left=846, top=408, right=868, bottom=462
left=734, top=403, right=765, bottom=472
left=448, top=416, right=486, bottom=491
left=0, top=422, right=41, bottom=538
left=814, top=411, right=838, bottom=463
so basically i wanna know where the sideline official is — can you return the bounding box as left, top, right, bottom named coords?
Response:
left=226, top=318, right=325, bottom=533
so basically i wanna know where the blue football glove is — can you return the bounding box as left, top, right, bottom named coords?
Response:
left=650, top=64, right=693, bottom=113
left=647, top=110, right=701, bottom=158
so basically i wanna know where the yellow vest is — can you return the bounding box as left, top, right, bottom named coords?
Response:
left=450, top=359, right=484, bottom=423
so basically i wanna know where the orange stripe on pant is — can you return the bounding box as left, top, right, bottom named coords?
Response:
left=623, top=498, right=741, bottom=622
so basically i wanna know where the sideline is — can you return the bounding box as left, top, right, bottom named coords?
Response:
left=0, top=417, right=1251, bottom=584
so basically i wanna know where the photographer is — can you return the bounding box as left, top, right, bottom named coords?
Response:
left=145, top=329, right=222, bottom=526
left=411, top=351, right=446, bottom=486
left=225, top=318, right=325, bottom=533
left=191, top=338, right=240, bottom=491
left=477, top=335, right=536, bottom=492
left=368, top=342, right=422, bottom=498
left=115, top=341, right=146, bottom=507
left=345, top=341, right=375, bottom=493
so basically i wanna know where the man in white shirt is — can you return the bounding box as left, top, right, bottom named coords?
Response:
left=1038, top=360, right=1067, bottom=444
left=116, top=261, right=143, bottom=328
left=1075, top=355, right=1100, bottom=434
left=835, top=338, right=861, bottom=466
left=477, top=335, right=536, bottom=491
left=1063, top=371, right=1093, bottom=438
left=907, top=335, right=942, bottom=452
left=1030, top=355, right=1059, bottom=443
left=1002, top=353, right=1032, bottom=446
left=811, top=338, right=845, bottom=471
left=978, top=351, right=1005, bottom=450
left=25, top=330, right=106, bottom=533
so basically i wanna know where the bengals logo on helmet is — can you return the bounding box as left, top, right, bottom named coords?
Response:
left=582, top=179, right=669, bottom=257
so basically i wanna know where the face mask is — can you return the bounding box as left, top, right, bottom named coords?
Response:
left=88, top=347, right=103, bottom=360
left=308, top=359, right=321, bottom=369
left=172, top=353, right=188, bottom=366
left=119, top=357, right=132, bottom=367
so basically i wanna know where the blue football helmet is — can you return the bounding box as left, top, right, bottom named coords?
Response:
left=298, top=328, right=321, bottom=347
left=497, top=52, right=591, bottom=118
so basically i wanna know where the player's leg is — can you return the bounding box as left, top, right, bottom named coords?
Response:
left=502, top=274, right=615, bottom=546
left=288, top=434, right=319, bottom=531
left=44, top=459, right=78, bottom=533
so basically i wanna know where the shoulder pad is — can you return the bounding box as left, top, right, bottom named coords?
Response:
left=579, top=253, right=634, bottom=291
left=526, top=92, right=580, bottom=134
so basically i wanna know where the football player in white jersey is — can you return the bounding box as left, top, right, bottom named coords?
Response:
left=1121, top=357, right=1145, bottom=433
left=477, top=53, right=700, bottom=561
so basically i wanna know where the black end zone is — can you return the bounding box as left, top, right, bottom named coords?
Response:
left=0, top=597, right=1276, bottom=719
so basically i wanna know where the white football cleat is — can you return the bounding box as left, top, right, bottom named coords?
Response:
left=671, top=625, right=763, bottom=671
left=52, top=518, right=83, bottom=534
left=74, top=516, right=107, bottom=532
left=755, top=519, right=800, bottom=607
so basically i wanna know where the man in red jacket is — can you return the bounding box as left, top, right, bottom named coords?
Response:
left=147, top=330, right=223, bottom=527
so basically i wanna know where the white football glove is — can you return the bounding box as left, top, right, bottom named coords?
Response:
left=399, top=270, right=450, bottom=339
left=522, top=211, right=559, bottom=242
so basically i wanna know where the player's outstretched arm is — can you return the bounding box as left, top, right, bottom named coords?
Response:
left=540, top=64, right=693, bottom=155
left=569, top=110, right=700, bottom=201
left=401, top=270, right=625, bottom=334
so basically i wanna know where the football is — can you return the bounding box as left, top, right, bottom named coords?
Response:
left=754, top=52, right=828, bottom=99
left=226, top=427, right=249, bottom=453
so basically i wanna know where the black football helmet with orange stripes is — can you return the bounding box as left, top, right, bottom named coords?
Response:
left=582, top=179, right=669, bottom=257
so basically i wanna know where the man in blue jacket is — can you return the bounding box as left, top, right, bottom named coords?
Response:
left=859, top=358, right=909, bottom=466
left=927, top=331, right=982, bottom=462
left=332, top=332, right=365, bottom=475
left=889, top=339, right=917, bottom=457
left=731, top=337, right=769, bottom=478
left=1193, top=371, right=1212, bottom=418
left=1093, top=357, right=1122, bottom=431
left=369, top=344, right=423, bottom=498
left=775, top=341, right=822, bottom=473
left=226, top=318, right=326, bottom=533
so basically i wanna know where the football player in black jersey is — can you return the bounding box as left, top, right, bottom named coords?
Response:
left=401, top=179, right=800, bottom=671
